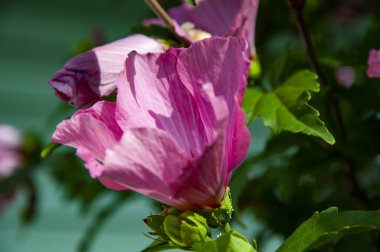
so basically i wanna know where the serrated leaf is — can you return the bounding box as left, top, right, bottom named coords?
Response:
left=248, top=70, right=335, bottom=144
left=186, top=0, right=197, bottom=5
left=192, top=231, right=256, bottom=252
left=276, top=207, right=380, bottom=252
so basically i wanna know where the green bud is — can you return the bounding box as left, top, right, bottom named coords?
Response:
left=143, top=214, right=165, bottom=236
left=249, top=52, right=261, bottom=79
left=163, top=214, right=188, bottom=248
left=163, top=211, right=211, bottom=248
left=180, top=212, right=211, bottom=245
left=200, top=187, right=234, bottom=228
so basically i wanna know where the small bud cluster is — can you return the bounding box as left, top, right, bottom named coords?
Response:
left=144, top=188, right=233, bottom=250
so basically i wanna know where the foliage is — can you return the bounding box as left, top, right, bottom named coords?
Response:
left=243, top=70, right=335, bottom=144
left=277, top=207, right=380, bottom=252
left=234, top=0, right=380, bottom=251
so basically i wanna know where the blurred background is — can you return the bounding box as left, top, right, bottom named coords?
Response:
left=0, top=0, right=379, bottom=251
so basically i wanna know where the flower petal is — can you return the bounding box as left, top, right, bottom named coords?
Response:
left=115, top=49, right=216, bottom=158
left=52, top=101, right=121, bottom=162
left=168, top=0, right=259, bottom=55
left=102, top=127, right=190, bottom=208
left=49, top=34, right=164, bottom=108
left=0, top=150, right=21, bottom=177
left=177, top=37, right=251, bottom=170
left=367, top=49, right=380, bottom=78
left=227, top=106, right=251, bottom=171
left=0, top=124, right=22, bottom=149
left=169, top=121, right=228, bottom=209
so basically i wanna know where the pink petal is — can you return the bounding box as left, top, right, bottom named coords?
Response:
left=49, top=35, right=164, bottom=108
left=102, top=125, right=229, bottom=210
left=177, top=37, right=251, bottom=170
left=168, top=0, right=259, bottom=55
left=52, top=101, right=121, bottom=163
left=0, top=150, right=21, bottom=177
left=75, top=148, right=129, bottom=190
left=115, top=49, right=214, bottom=158
left=0, top=124, right=22, bottom=177
left=102, top=127, right=189, bottom=208
left=227, top=107, right=251, bottom=172
left=170, top=122, right=228, bottom=209
left=367, top=49, right=380, bottom=78
left=0, top=124, right=22, bottom=149
left=335, top=67, right=355, bottom=88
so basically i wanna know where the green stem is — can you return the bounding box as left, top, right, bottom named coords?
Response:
left=222, top=223, right=231, bottom=234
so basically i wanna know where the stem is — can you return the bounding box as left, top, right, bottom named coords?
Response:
left=144, top=0, right=191, bottom=46
left=288, top=0, right=346, bottom=141
left=222, top=223, right=231, bottom=234
left=288, top=0, right=368, bottom=207
left=145, top=0, right=174, bottom=31
left=21, top=177, right=37, bottom=223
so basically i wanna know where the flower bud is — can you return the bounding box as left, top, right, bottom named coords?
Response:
left=144, top=214, right=166, bottom=237
left=163, top=211, right=211, bottom=248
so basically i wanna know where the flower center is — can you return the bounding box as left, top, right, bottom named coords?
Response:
left=180, top=22, right=212, bottom=41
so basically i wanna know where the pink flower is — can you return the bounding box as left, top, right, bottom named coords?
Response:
left=0, top=124, right=22, bottom=177
left=367, top=49, right=380, bottom=78
left=335, top=66, right=355, bottom=89
left=0, top=124, right=22, bottom=212
left=48, top=34, right=164, bottom=108
left=145, top=0, right=259, bottom=57
left=52, top=37, right=250, bottom=210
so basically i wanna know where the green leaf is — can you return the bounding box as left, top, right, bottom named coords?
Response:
left=248, top=70, right=335, bottom=144
left=242, top=87, right=263, bottom=125
left=185, top=0, right=197, bottom=5
left=192, top=231, right=256, bottom=252
left=276, top=207, right=380, bottom=252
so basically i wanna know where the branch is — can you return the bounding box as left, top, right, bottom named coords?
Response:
left=288, top=0, right=346, bottom=141
left=287, top=0, right=368, bottom=207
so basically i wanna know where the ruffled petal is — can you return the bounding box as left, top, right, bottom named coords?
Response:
left=115, top=49, right=213, bottom=158
left=49, top=34, right=164, bottom=108
left=52, top=101, right=121, bottom=162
